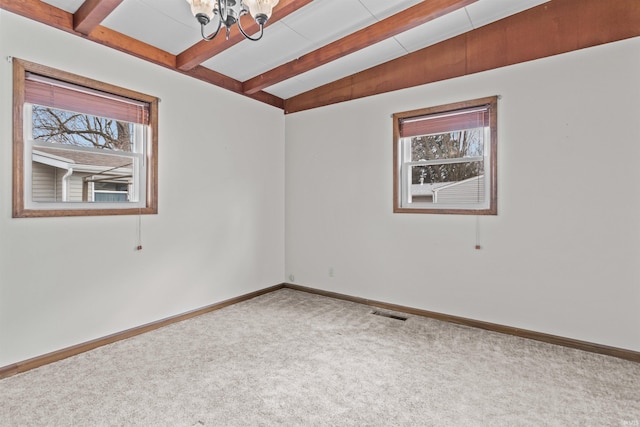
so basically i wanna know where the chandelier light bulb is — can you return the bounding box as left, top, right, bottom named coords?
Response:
left=244, top=0, right=280, bottom=25
left=186, top=0, right=215, bottom=24
left=186, top=0, right=277, bottom=41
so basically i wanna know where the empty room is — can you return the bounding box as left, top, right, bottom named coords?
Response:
left=1, top=0, right=639, bottom=425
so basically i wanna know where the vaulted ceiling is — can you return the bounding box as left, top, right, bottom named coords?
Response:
left=2, top=0, right=639, bottom=113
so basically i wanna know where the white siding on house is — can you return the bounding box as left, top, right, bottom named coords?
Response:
left=434, top=175, right=485, bottom=204
left=68, top=173, right=87, bottom=202
left=32, top=162, right=57, bottom=202
left=32, top=163, right=86, bottom=202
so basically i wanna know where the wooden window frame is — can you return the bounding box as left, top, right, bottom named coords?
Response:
left=393, top=96, right=498, bottom=215
left=12, top=58, right=158, bottom=218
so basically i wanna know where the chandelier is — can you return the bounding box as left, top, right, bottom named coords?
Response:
left=186, top=0, right=280, bottom=41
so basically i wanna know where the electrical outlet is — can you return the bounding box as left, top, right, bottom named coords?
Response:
left=288, top=274, right=295, bottom=282
left=329, top=267, right=334, bottom=277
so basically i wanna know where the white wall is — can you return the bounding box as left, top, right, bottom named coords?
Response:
left=0, top=10, right=285, bottom=366
left=285, top=37, right=640, bottom=352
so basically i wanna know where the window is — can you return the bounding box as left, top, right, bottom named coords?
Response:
left=393, top=96, right=497, bottom=215
left=92, top=182, right=130, bottom=202
left=12, top=58, right=158, bottom=218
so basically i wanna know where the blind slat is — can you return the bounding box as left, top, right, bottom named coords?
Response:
left=25, top=75, right=149, bottom=124
left=400, top=106, right=489, bottom=138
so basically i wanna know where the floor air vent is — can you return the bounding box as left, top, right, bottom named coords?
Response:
left=371, top=310, right=408, bottom=321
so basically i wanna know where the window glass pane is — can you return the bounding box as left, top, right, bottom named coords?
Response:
left=408, top=163, right=485, bottom=205
left=31, top=144, right=136, bottom=204
left=94, top=182, right=128, bottom=192
left=93, top=181, right=130, bottom=203
left=32, top=105, right=134, bottom=152
left=410, top=129, right=484, bottom=161
left=94, top=193, right=128, bottom=202
left=30, top=105, right=139, bottom=204
left=410, top=161, right=484, bottom=186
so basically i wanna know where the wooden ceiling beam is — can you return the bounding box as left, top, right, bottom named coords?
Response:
left=0, top=0, right=170, bottom=64
left=176, top=0, right=313, bottom=72
left=243, top=0, right=477, bottom=95
left=284, top=0, right=640, bottom=114
left=181, top=66, right=285, bottom=109
left=86, top=26, right=176, bottom=68
left=74, top=0, right=124, bottom=35
left=0, top=0, right=74, bottom=33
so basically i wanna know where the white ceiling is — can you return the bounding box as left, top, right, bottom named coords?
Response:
left=41, top=0, right=550, bottom=99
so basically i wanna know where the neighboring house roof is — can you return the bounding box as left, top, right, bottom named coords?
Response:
left=434, top=175, right=484, bottom=192
left=33, top=146, right=133, bottom=174
left=411, top=182, right=452, bottom=196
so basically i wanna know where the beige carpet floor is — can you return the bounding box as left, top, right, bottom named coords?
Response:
left=1, top=288, right=639, bottom=426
